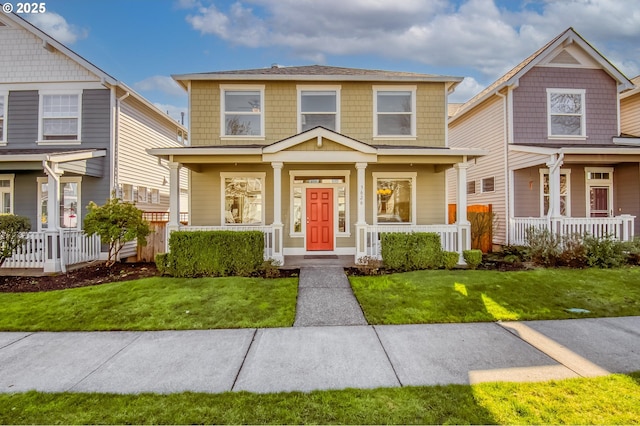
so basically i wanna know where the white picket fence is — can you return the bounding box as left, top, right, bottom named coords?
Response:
left=509, top=215, right=635, bottom=245
left=2, top=230, right=101, bottom=270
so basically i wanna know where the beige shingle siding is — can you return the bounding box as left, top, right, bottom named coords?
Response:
left=621, top=92, right=640, bottom=137
left=189, top=80, right=448, bottom=147
left=449, top=95, right=507, bottom=244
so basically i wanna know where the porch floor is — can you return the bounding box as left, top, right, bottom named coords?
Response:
left=282, top=255, right=356, bottom=269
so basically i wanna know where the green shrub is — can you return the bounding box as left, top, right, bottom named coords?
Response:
left=155, top=253, right=170, bottom=276
left=0, top=214, right=31, bottom=267
left=557, top=234, right=588, bottom=268
left=524, top=227, right=561, bottom=266
left=381, top=232, right=443, bottom=271
left=261, top=258, right=282, bottom=279
left=463, top=249, right=483, bottom=270
left=442, top=251, right=460, bottom=270
left=583, top=235, right=626, bottom=268
left=164, top=231, right=264, bottom=277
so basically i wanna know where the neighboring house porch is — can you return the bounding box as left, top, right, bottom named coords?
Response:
left=508, top=144, right=639, bottom=245
left=150, top=127, right=484, bottom=265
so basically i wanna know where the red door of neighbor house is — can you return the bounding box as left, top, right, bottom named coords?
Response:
left=306, top=188, right=333, bottom=251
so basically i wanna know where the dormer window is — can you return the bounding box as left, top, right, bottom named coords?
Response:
left=547, top=89, right=585, bottom=138
left=221, top=85, right=264, bottom=137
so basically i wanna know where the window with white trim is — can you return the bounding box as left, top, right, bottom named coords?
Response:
left=373, top=173, right=416, bottom=224
left=121, top=184, right=133, bottom=202
left=221, top=86, right=264, bottom=137
left=0, top=174, right=14, bottom=214
left=37, top=177, right=82, bottom=230
left=221, top=174, right=265, bottom=225
left=547, top=89, right=585, bottom=138
left=39, top=91, right=82, bottom=142
left=540, top=169, right=571, bottom=216
left=374, top=86, right=416, bottom=137
left=481, top=177, right=495, bottom=193
left=298, top=86, right=340, bottom=132
left=151, top=188, right=160, bottom=204
left=0, top=93, right=6, bottom=144
left=137, top=186, right=148, bottom=204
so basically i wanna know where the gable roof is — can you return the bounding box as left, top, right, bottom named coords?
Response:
left=173, top=64, right=463, bottom=89
left=450, top=28, right=634, bottom=123
left=0, top=11, right=187, bottom=133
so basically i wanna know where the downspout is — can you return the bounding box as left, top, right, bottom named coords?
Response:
left=42, top=160, right=65, bottom=273
left=114, top=90, right=130, bottom=194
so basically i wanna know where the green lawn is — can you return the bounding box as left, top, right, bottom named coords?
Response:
left=350, top=267, right=640, bottom=324
left=0, top=276, right=298, bottom=331
left=1, top=372, right=638, bottom=424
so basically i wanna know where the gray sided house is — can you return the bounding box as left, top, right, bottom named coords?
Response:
left=0, top=12, right=188, bottom=273
left=448, top=28, right=638, bottom=248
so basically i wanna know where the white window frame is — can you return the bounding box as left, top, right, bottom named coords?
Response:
left=373, top=85, right=417, bottom=139
left=37, top=90, right=83, bottom=145
left=289, top=170, right=351, bottom=238
left=36, top=176, right=82, bottom=231
left=150, top=188, right=160, bottom=204
left=220, top=85, right=265, bottom=139
left=539, top=168, right=572, bottom=217
left=372, top=172, right=417, bottom=225
left=0, top=174, right=15, bottom=214
left=220, top=172, right=266, bottom=226
left=547, top=88, right=586, bottom=139
left=297, top=85, right=341, bottom=133
left=585, top=167, right=614, bottom=218
left=0, top=91, right=7, bottom=145
left=481, top=176, right=495, bottom=193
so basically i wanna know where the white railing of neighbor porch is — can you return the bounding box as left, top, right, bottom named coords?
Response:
left=509, top=215, right=635, bottom=245
left=176, top=225, right=281, bottom=261
left=61, top=230, right=101, bottom=266
left=356, top=224, right=467, bottom=260
left=1, top=232, right=46, bottom=268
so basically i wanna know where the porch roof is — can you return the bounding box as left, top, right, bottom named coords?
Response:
left=148, top=127, right=486, bottom=167
left=0, top=149, right=106, bottom=176
left=509, top=143, right=640, bottom=164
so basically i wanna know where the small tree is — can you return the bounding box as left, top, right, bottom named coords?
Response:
left=0, top=215, right=31, bottom=267
left=84, top=198, right=151, bottom=266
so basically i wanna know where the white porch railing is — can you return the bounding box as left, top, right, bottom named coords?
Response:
left=175, top=225, right=283, bottom=262
left=355, top=224, right=470, bottom=261
left=509, top=215, right=635, bottom=245
left=2, top=230, right=101, bottom=270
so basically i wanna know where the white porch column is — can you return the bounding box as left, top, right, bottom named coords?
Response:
left=355, top=162, right=367, bottom=225
left=167, top=162, right=181, bottom=250
left=271, top=162, right=284, bottom=264
left=546, top=154, right=563, bottom=236
left=454, top=162, right=471, bottom=262
left=355, top=162, right=368, bottom=263
left=43, top=161, right=62, bottom=272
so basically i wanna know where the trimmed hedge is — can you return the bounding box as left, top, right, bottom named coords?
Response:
left=156, top=231, right=264, bottom=277
left=463, top=249, right=483, bottom=270
left=443, top=251, right=460, bottom=270
left=380, top=232, right=443, bottom=271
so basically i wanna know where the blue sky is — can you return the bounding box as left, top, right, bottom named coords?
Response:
left=18, top=0, right=640, bottom=125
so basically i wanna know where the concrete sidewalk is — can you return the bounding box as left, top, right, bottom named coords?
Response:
left=1, top=316, right=638, bottom=394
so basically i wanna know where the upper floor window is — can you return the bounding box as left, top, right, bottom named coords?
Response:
left=547, top=89, right=585, bottom=138
left=0, top=93, right=6, bottom=144
left=374, top=86, right=416, bottom=137
left=298, top=86, right=340, bottom=132
left=39, top=91, right=82, bottom=143
left=0, top=174, right=14, bottom=214
left=221, top=85, right=264, bottom=137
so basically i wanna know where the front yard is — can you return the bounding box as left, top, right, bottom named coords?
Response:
left=350, top=268, right=640, bottom=324
left=1, top=267, right=640, bottom=331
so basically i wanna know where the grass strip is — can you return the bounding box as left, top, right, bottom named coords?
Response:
left=0, top=372, right=638, bottom=424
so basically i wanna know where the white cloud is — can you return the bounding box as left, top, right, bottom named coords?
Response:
left=134, top=76, right=186, bottom=97
left=26, top=12, right=88, bottom=44
left=449, top=76, right=486, bottom=104
left=183, top=0, right=640, bottom=82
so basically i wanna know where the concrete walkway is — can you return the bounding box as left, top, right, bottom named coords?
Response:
left=0, top=317, right=638, bottom=394
left=294, top=266, right=367, bottom=327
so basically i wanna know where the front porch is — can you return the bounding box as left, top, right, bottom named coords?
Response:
left=509, top=215, right=636, bottom=245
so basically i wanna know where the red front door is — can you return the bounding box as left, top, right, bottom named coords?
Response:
left=306, top=188, right=333, bottom=251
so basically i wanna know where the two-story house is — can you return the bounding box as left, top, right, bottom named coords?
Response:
left=0, top=12, right=188, bottom=273
left=149, top=65, right=484, bottom=265
left=448, top=28, right=638, bottom=248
